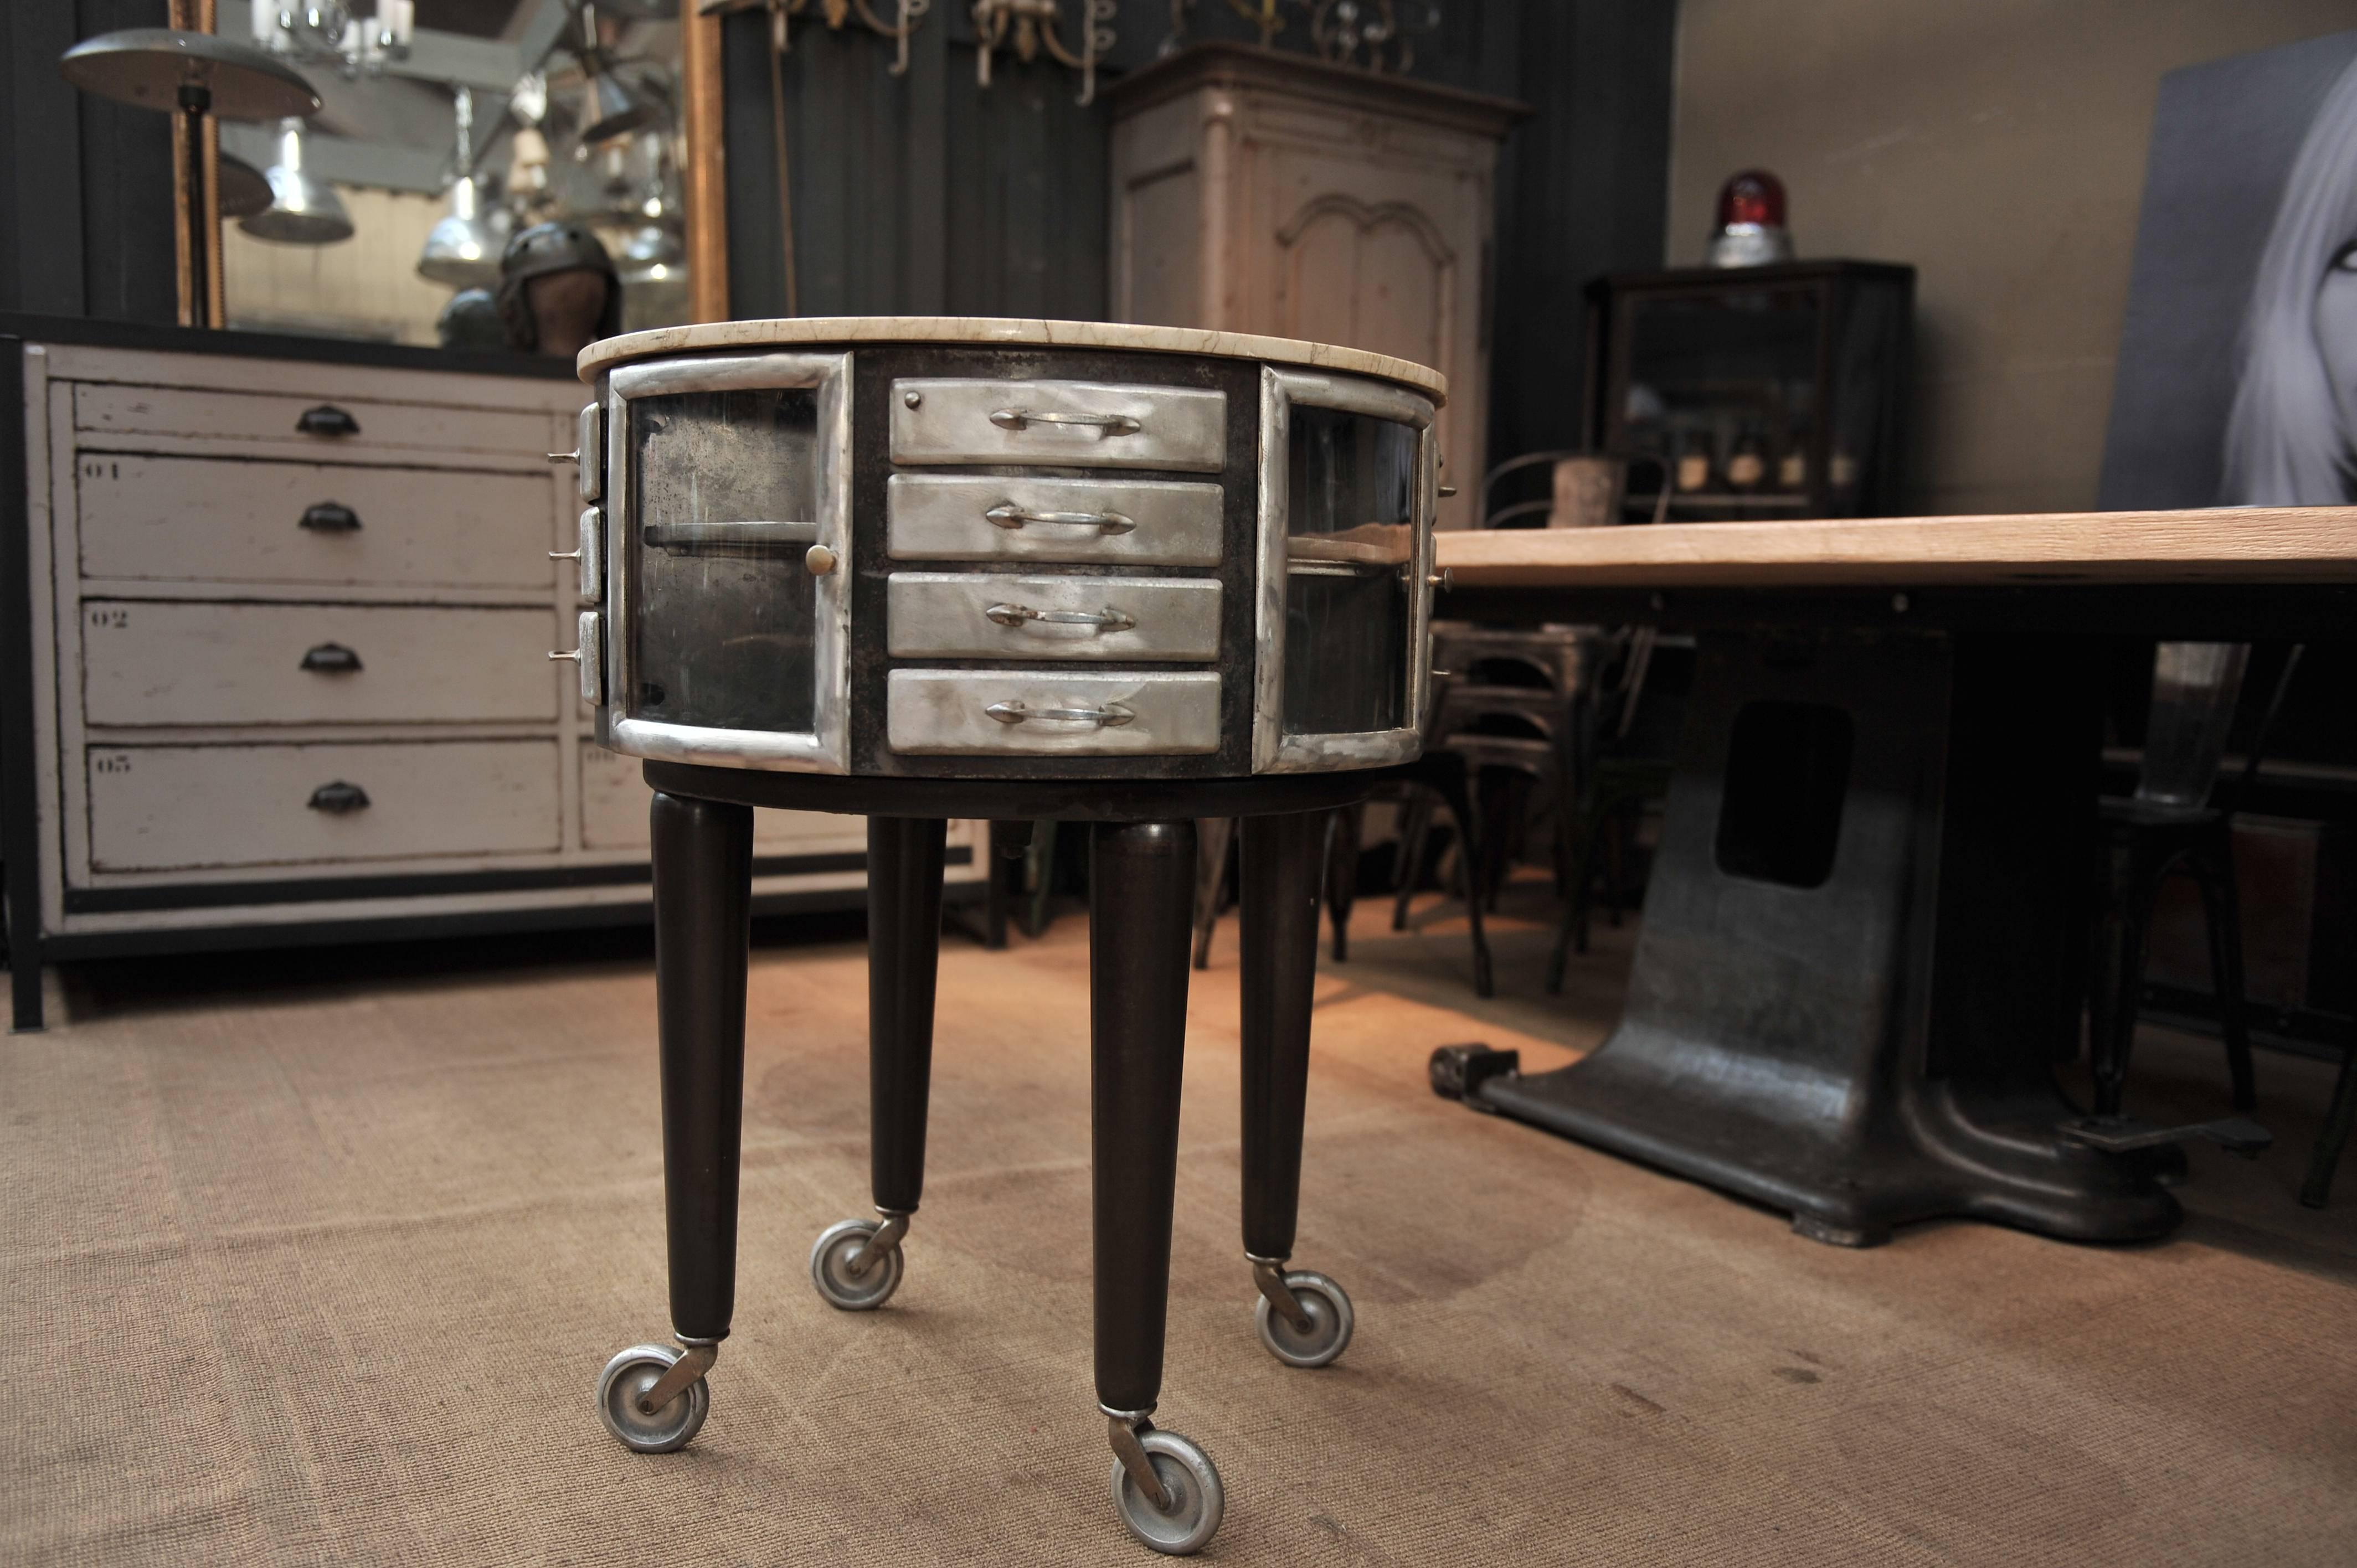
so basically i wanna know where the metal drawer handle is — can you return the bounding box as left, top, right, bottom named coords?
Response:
left=984, top=700, right=1136, bottom=728
left=983, top=503, right=1136, bottom=535
left=299, top=642, right=363, bottom=674
left=642, top=520, right=817, bottom=554
left=989, top=407, right=1143, bottom=437
left=306, top=780, right=370, bottom=814
left=984, top=602, right=1136, bottom=632
left=300, top=501, right=361, bottom=532
left=296, top=404, right=361, bottom=437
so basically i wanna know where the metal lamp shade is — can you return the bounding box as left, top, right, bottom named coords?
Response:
left=419, top=176, right=502, bottom=287
left=59, top=28, right=318, bottom=121
left=580, top=70, right=656, bottom=145
left=218, top=151, right=271, bottom=219
left=241, top=119, right=352, bottom=245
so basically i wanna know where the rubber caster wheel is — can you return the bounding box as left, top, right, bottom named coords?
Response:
left=810, top=1218, right=904, bottom=1311
left=595, top=1343, right=709, bottom=1453
left=1255, top=1270, right=1354, bottom=1369
left=1109, top=1428, right=1225, bottom=1555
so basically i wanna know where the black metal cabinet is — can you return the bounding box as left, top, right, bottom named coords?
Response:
left=574, top=319, right=1442, bottom=1557
left=1583, top=260, right=1915, bottom=522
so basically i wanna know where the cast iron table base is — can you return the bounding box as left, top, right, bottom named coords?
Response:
left=1438, top=631, right=2184, bottom=1247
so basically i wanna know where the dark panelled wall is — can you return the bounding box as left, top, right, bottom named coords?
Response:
left=6, top=0, right=1676, bottom=445
left=1489, top=1, right=1678, bottom=465
left=0, top=0, right=181, bottom=324
left=722, top=0, right=1676, bottom=473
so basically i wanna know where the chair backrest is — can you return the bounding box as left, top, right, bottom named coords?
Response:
left=1478, top=450, right=1582, bottom=530
left=1477, top=450, right=1671, bottom=530
left=2135, top=641, right=2250, bottom=808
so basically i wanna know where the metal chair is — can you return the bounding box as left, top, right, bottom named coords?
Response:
left=1545, top=630, right=1690, bottom=993
left=2088, top=642, right=2260, bottom=1120
left=1194, top=701, right=1499, bottom=995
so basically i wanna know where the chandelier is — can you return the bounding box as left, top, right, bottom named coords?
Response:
left=1165, top=0, right=1440, bottom=74
left=698, top=0, right=932, bottom=78
left=972, top=0, right=1118, bottom=106
left=253, top=2, right=415, bottom=79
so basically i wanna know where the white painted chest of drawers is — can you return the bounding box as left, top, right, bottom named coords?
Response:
left=2, top=326, right=981, bottom=1028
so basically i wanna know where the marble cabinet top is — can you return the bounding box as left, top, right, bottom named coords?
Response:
left=577, top=316, right=1447, bottom=403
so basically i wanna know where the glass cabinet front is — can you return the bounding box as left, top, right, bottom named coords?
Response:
left=1591, top=264, right=1914, bottom=522
left=1258, top=370, right=1433, bottom=773
left=1616, top=283, right=1821, bottom=520
left=1282, top=406, right=1417, bottom=737
left=605, top=350, right=851, bottom=773
left=629, top=386, right=821, bottom=733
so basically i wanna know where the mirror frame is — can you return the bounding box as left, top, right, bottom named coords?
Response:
left=681, top=1, right=730, bottom=323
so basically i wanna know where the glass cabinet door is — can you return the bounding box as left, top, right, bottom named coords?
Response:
left=1282, top=406, right=1417, bottom=736
left=1615, top=284, right=1821, bottom=520
left=606, top=352, right=850, bottom=772
left=629, top=386, right=821, bottom=733
left=1258, top=371, right=1433, bottom=772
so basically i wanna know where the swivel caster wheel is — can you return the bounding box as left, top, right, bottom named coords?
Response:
left=810, top=1216, right=905, bottom=1311
left=1109, top=1428, right=1224, bottom=1555
left=1254, top=1267, right=1354, bottom=1369
left=595, top=1342, right=711, bottom=1453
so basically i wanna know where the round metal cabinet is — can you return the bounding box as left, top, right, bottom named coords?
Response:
left=568, top=321, right=1442, bottom=781
left=565, top=319, right=1445, bottom=1557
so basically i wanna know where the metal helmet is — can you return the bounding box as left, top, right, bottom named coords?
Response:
left=436, top=287, right=507, bottom=352
left=495, top=220, right=622, bottom=352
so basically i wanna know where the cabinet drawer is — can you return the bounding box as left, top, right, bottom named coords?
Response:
left=73, top=383, right=550, bottom=457
left=578, top=744, right=865, bottom=853
left=75, top=452, right=557, bottom=588
left=887, top=669, right=1219, bottom=756
left=81, top=601, right=559, bottom=726
left=885, top=473, right=1223, bottom=565
left=86, top=740, right=559, bottom=871
left=887, top=572, right=1221, bottom=661
left=889, top=379, right=1226, bottom=472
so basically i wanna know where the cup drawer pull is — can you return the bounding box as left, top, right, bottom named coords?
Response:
left=296, top=404, right=361, bottom=438
left=300, top=501, right=361, bottom=533
left=306, top=780, right=371, bottom=814
left=989, top=407, right=1141, bottom=437
left=984, top=601, right=1136, bottom=632
left=983, top=502, right=1135, bottom=535
left=299, top=641, right=363, bottom=673
left=985, top=700, right=1135, bottom=729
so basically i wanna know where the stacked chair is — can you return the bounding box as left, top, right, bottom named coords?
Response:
left=1545, top=629, right=1691, bottom=992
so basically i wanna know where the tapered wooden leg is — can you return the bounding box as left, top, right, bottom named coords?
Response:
left=1090, top=819, right=1195, bottom=1415
left=651, top=791, right=754, bottom=1343
left=1240, top=811, right=1322, bottom=1263
left=1236, top=809, right=1357, bottom=1373
left=869, top=817, right=946, bottom=1214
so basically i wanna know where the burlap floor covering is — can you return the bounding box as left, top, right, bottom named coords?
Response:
left=3, top=891, right=2353, bottom=1566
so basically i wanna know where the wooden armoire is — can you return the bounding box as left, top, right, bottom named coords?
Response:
left=1105, top=43, right=1524, bottom=533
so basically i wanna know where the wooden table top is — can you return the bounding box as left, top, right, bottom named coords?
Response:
left=1433, top=507, right=2357, bottom=588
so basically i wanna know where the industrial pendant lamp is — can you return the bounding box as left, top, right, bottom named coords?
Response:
left=242, top=116, right=353, bottom=244
left=580, top=66, right=656, bottom=145
left=419, top=87, right=503, bottom=287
